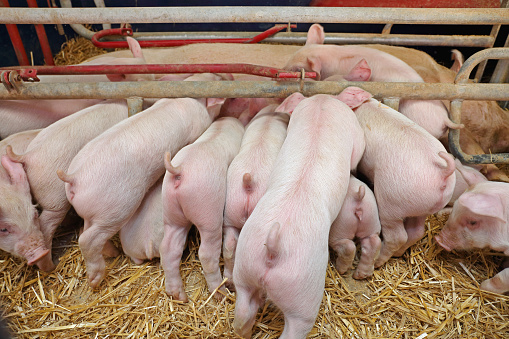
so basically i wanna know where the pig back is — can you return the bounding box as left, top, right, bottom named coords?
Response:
left=65, top=98, right=212, bottom=222
left=24, top=101, right=128, bottom=208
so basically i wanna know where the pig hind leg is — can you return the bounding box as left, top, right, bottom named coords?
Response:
left=197, top=220, right=226, bottom=299
left=480, top=268, right=509, bottom=294
left=233, top=285, right=264, bottom=338
left=160, top=222, right=192, bottom=302
left=330, top=238, right=356, bottom=274
left=393, top=216, right=427, bottom=257
left=353, top=234, right=381, bottom=279
left=375, top=218, right=407, bottom=268
left=222, top=225, right=240, bottom=290
left=79, top=220, right=123, bottom=288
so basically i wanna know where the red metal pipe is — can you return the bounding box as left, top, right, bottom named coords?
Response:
left=0, top=0, right=30, bottom=66
left=26, top=0, right=55, bottom=65
left=2, top=63, right=317, bottom=80
left=91, top=25, right=297, bottom=49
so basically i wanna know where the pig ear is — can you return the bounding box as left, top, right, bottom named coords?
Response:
left=305, top=24, right=325, bottom=45
left=343, top=59, right=372, bottom=82
left=306, top=56, right=322, bottom=80
left=126, top=37, right=145, bottom=61
left=335, top=86, right=372, bottom=109
left=1, top=154, right=30, bottom=194
left=276, top=92, right=306, bottom=114
left=206, top=97, right=226, bottom=108
left=458, top=192, right=505, bottom=224
left=455, top=160, right=487, bottom=186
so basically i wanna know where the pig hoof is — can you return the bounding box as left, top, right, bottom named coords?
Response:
left=166, top=289, right=188, bottom=302
left=352, top=270, right=373, bottom=280
left=88, top=272, right=105, bottom=288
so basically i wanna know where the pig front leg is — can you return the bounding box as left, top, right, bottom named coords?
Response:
left=160, top=222, right=192, bottom=302
left=222, top=225, right=240, bottom=289
left=78, top=220, right=123, bottom=288
left=393, top=216, right=427, bottom=257
left=480, top=268, right=509, bottom=294
left=330, top=239, right=356, bottom=274
left=353, top=234, right=381, bottom=279
left=375, top=218, right=407, bottom=268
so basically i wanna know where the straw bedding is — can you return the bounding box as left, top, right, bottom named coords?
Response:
left=1, top=36, right=508, bottom=338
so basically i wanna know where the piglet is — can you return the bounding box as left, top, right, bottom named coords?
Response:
left=161, top=117, right=244, bottom=301
left=337, top=87, right=456, bottom=268
left=233, top=92, right=367, bottom=339
left=435, top=172, right=509, bottom=294
left=0, top=37, right=152, bottom=139
left=329, top=175, right=381, bottom=279
left=223, top=104, right=290, bottom=288
left=286, top=24, right=462, bottom=140
left=57, top=73, right=227, bottom=288
left=1, top=101, right=127, bottom=271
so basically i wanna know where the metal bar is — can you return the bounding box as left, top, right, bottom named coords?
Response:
left=112, top=32, right=496, bottom=48
left=26, top=0, right=55, bottom=66
left=1, top=7, right=508, bottom=25
left=455, top=48, right=509, bottom=84
left=448, top=100, right=509, bottom=164
left=0, top=0, right=30, bottom=66
left=1, top=64, right=317, bottom=80
left=90, top=25, right=297, bottom=48
left=0, top=81, right=507, bottom=101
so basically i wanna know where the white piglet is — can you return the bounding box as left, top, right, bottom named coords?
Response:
left=1, top=101, right=127, bottom=271
left=233, top=92, right=367, bottom=339
left=329, top=175, right=381, bottom=279
left=161, top=117, right=244, bottom=302
left=222, top=104, right=290, bottom=288
left=337, top=87, right=456, bottom=267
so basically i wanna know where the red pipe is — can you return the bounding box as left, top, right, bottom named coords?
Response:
left=1, top=0, right=30, bottom=66
left=3, top=63, right=317, bottom=80
left=91, top=25, right=297, bottom=49
left=26, top=0, right=55, bottom=65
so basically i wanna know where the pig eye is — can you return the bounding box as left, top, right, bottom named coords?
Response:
left=0, top=228, right=8, bottom=233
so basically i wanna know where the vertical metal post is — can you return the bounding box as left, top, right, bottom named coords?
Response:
left=127, top=97, right=144, bottom=116
left=0, top=0, right=30, bottom=66
left=26, top=0, right=55, bottom=66
left=382, top=97, right=400, bottom=111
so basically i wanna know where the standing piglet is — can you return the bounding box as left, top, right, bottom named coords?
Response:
left=161, top=117, right=244, bottom=301
left=233, top=92, right=367, bottom=339
left=1, top=101, right=128, bottom=271
left=58, top=74, right=226, bottom=288
left=329, top=175, right=381, bottom=279
left=285, top=24, right=462, bottom=140
left=337, top=87, right=456, bottom=267
left=222, top=104, right=290, bottom=287
left=435, top=172, right=509, bottom=294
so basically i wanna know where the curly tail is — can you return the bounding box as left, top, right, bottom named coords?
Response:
left=265, top=222, right=281, bottom=268
left=164, top=152, right=181, bottom=176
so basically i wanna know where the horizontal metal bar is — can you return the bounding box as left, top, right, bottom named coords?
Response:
left=1, top=81, right=507, bottom=101
left=1, top=7, right=508, bottom=25
left=1, top=64, right=316, bottom=80
left=126, top=32, right=495, bottom=48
